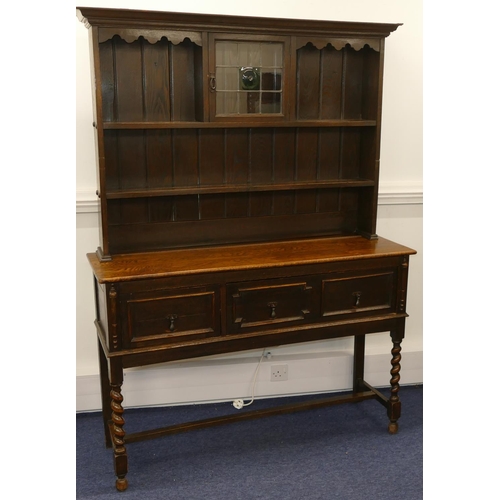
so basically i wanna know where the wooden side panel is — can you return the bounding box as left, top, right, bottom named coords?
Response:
left=99, top=39, right=115, bottom=122
left=104, top=130, right=120, bottom=190
left=361, top=48, right=380, bottom=121
left=356, top=186, right=376, bottom=237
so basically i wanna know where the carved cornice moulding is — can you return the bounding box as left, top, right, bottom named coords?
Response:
left=76, top=7, right=401, bottom=39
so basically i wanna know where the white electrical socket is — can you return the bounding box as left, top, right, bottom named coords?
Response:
left=271, top=364, right=288, bottom=381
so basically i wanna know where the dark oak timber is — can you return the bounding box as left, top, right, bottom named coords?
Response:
left=78, top=7, right=413, bottom=492
left=88, top=236, right=413, bottom=283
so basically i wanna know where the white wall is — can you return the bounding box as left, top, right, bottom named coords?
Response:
left=76, top=0, right=422, bottom=411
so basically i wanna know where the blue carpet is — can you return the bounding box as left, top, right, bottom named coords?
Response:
left=76, top=385, right=422, bottom=499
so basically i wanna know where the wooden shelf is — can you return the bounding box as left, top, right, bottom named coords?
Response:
left=105, top=179, right=376, bottom=200
left=102, top=120, right=377, bottom=130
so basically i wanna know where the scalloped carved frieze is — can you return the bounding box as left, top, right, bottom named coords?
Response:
left=296, top=37, right=380, bottom=52
left=98, top=28, right=202, bottom=46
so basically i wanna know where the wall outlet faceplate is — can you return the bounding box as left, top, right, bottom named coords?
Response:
left=271, top=365, right=288, bottom=381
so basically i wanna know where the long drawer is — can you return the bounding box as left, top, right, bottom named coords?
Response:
left=321, top=270, right=396, bottom=318
left=227, top=278, right=314, bottom=333
left=122, top=285, right=220, bottom=349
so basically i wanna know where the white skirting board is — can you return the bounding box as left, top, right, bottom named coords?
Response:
left=76, top=349, right=423, bottom=412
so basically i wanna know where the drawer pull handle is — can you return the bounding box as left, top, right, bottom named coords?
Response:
left=268, top=302, right=277, bottom=319
left=353, top=292, right=362, bottom=307
left=167, top=314, right=178, bottom=332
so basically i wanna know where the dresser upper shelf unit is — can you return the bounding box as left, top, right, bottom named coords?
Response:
left=78, top=6, right=401, bottom=260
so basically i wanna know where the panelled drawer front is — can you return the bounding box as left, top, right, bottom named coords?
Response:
left=321, top=270, right=396, bottom=318
left=228, top=279, right=313, bottom=333
left=124, top=286, right=220, bottom=348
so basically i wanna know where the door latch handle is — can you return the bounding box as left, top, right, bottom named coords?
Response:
left=209, top=74, right=216, bottom=92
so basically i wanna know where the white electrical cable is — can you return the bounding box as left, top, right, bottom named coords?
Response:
left=232, top=348, right=267, bottom=410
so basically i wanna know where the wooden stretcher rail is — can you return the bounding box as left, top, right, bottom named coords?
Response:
left=124, top=390, right=377, bottom=444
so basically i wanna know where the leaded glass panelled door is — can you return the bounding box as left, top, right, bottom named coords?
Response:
left=209, top=35, right=290, bottom=121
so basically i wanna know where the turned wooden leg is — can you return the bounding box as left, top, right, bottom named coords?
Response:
left=110, top=382, right=128, bottom=491
left=109, top=361, right=128, bottom=491
left=388, top=337, right=402, bottom=434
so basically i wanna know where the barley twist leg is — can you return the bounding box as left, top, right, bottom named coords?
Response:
left=388, top=340, right=402, bottom=434
left=110, top=383, right=128, bottom=491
